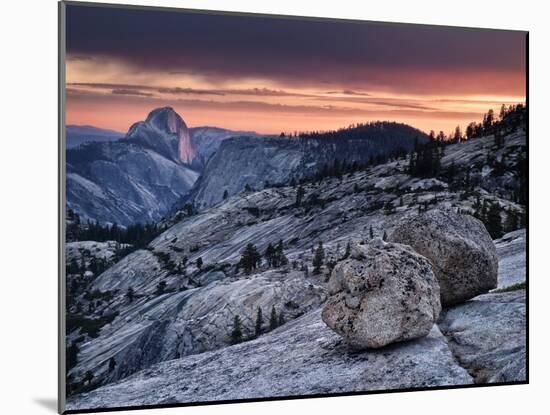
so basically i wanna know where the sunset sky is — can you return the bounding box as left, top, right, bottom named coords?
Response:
left=65, top=4, right=527, bottom=135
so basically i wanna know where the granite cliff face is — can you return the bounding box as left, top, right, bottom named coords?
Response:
left=66, top=108, right=255, bottom=225
left=186, top=123, right=429, bottom=209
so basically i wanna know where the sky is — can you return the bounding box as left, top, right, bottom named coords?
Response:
left=65, top=4, right=527, bottom=135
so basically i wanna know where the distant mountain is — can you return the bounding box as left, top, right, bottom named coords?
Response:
left=185, top=122, right=429, bottom=209
left=66, top=107, right=255, bottom=226
left=66, top=125, right=124, bottom=148
left=189, top=126, right=260, bottom=170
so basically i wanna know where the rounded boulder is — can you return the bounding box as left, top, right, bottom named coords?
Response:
left=321, top=239, right=441, bottom=349
left=388, top=209, right=498, bottom=306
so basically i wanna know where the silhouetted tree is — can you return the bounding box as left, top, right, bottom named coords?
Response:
left=264, top=243, right=275, bottom=267
left=312, top=242, right=325, bottom=274
left=108, top=357, right=116, bottom=372
left=505, top=209, right=519, bottom=232
left=453, top=126, right=462, bottom=143
left=84, top=371, right=94, bottom=385
left=126, top=287, right=134, bottom=303
left=155, top=281, right=167, bottom=295
left=343, top=241, right=351, bottom=259
left=240, top=243, right=261, bottom=274
left=278, top=311, right=285, bottom=326
left=269, top=305, right=278, bottom=330
left=486, top=203, right=504, bottom=239
left=67, top=342, right=79, bottom=370
left=255, top=307, right=264, bottom=337
left=230, top=315, right=243, bottom=344
left=295, top=185, right=305, bottom=207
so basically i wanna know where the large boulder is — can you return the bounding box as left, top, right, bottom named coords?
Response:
left=321, top=239, right=441, bottom=349
left=388, top=209, right=498, bottom=306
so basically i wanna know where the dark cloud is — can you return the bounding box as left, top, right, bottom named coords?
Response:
left=68, top=82, right=315, bottom=98
left=326, top=90, right=371, bottom=97
left=315, top=95, right=436, bottom=110
left=221, top=88, right=313, bottom=97
left=69, top=82, right=153, bottom=90
left=357, top=100, right=436, bottom=111
left=68, top=87, right=479, bottom=120
left=111, top=89, right=153, bottom=97
left=66, top=55, right=94, bottom=62
left=66, top=4, right=526, bottom=94
left=156, top=87, right=225, bottom=95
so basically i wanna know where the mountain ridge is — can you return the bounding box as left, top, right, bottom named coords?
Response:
left=66, top=108, right=251, bottom=226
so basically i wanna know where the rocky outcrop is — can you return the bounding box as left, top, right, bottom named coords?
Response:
left=186, top=123, right=429, bottom=210
left=66, top=309, right=472, bottom=411
left=185, top=136, right=304, bottom=210
left=69, top=269, right=326, bottom=387
left=66, top=240, right=127, bottom=270
left=439, top=289, right=526, bottom=383
left=388, top=209, right=498, bottom=306
left=188, top=126, right=260, bottom=170
left=495, top=229, right=526, bottom=289
left=322, top=239, right=441, bottom=348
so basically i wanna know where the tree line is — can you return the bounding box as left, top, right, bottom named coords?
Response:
left=67, top=209, right=164, bottom=248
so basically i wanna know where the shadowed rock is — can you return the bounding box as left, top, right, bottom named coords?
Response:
left=322, top=239, right=441, bottom=348
left=438, top=289, right=526, bottom=383
left=388, top=209, right=498, bottom=306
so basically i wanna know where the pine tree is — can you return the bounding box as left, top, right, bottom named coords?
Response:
left=67, top=342, right=79, bottom=370
left=486, top=203, right=504, bottom=239
left=275, top=240, right=288, bottom=267
left=343, top=241, right=351, bottom=259
left=264, top=243, right=275, bottom=267
left=84, top=371, right=94, bottom=385
left=499, top=103, right=507, bottom=120
left=126, top=287, right=134, bottom=303
left=230, top=315, right=243, bottom=344
left=278, top=311, right=285, bottom=326
left=223, top=190, right=229, bottom=200
left=255, top=307, right=264, bottom=337
left=465, top=122, right=476, bottom=139
left=505, top=209, right=519, bottom=232
left=108, top=357, right=116, bottom=372
left=240, top=243, right=261, bottom=274
left=382, top=230, right=388, bottom=241
left=295, top=185, right=305, bottom=207
left=453, top=125, right=462, bottom=142
left=196, top=257, right=203, bottom=269
left=312, top=242, right=325, bottom=274
left=269, top=305, right=278, bottom=330
left=369, top=225, right=374, bottom=239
